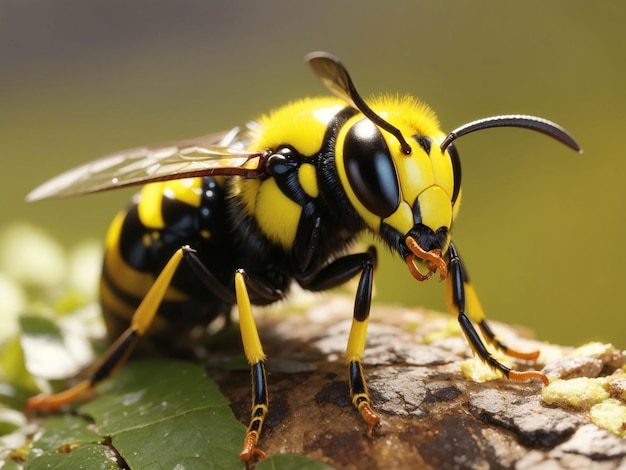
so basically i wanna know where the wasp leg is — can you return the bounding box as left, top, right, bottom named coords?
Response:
left=446, top=243, right=542, bottom=361
left=185, top=248, right=284, bottom=303
left=447, top=242, right=548, bottom=384
left=233, top=269, right=269, bottom=461
left=293, top=204, right=321, bottom=272
left=182, top=248, right=236, bottom=303
left=26, top=246, right=189, bottom=416
left=299, top=246, right=380, bottom=436
left=161, top=250, right=279, bottom=460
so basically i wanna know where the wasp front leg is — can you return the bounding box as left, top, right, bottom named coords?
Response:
left=300, top=246, right=380, bottom=436
left=446, top=242, right=548, bottom=384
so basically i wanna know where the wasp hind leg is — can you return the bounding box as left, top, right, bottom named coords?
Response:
left=446, top=242, right=548, bottom=384
left=26, top=246, right=190, bottom=416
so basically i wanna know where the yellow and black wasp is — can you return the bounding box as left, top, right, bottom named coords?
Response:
left=26, top=51, right=581, bottom=460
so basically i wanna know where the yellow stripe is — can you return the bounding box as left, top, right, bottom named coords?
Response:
left=102, top=212, right=158, bottom=299
left=164, top=178, right=202, bottom=208
left=99, top=277, right=135, bottom=320
left=235, top=272, right=266, bottom=364
left=255, top=179, right=301, bottom=249
left=137, top=179, right=202, bottom=230
left=137, top=183, right=166, bottom=229
left=104, top=211, right=126, bottom=252
left=99, top=277, right=169, bottom=334
left=103, top=211, right=189, bottom=302
left=298, top=163, right=319, bottom=198
left=346, top=317, right=369, bottom=363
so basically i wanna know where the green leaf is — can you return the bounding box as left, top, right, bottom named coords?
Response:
left=29, top=414, right=102, bottom=454
left=25, top=414, right=113, bottom=469
left=0, top=337, right=39, bottom=401
left=28, top=443, right=116, bottom=470
left=80, top=359, right=246, bottom=470
left=257, top=454, right=337, bottom=470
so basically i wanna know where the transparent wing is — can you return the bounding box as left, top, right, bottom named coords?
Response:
left=27, top=127, right=268, bottom=201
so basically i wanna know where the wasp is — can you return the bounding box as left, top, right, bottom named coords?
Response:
left=25, top=51, right=581, bottom=460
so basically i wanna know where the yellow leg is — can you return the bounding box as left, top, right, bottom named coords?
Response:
left=234, top=270, right=269, bottom=462
left=346, top=316, right=369, bottom=364
left=346, top=314, right=380, bottom=437
left=27, top=246, right=187, bottom=416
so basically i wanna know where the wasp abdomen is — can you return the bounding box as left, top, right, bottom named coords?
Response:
left=100, top=177, right=236, bottom=348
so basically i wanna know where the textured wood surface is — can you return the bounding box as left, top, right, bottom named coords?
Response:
left=212, top=294, right=626, bottom=470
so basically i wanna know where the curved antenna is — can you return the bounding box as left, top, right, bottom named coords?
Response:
left=440, top=114, right=582, bottom=154
left=306, top=51, right=412, bottom=155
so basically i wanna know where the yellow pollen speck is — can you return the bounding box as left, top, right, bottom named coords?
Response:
left=572, top=342, right=620, bottom=363
left=460, top=358, right=505, bottom=382
left=590, top=399, right=626, bottom=437
left=541, top=377, right=610, bottom=409
left=423, top=319, right=461, bottom=344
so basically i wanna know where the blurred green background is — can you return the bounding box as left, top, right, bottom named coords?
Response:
left=1, top=1, right=624, bottom=347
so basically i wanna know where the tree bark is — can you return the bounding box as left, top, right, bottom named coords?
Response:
left=212, top=294, right=626, bottom=470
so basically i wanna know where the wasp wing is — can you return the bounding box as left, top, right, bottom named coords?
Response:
left=27, top=127, right=268, bottom=201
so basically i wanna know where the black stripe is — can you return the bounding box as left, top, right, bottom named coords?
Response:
left=479, top=320, right=508, bottom=352
left=459, top=313, right=511, bottom=377
left=252, top=362, right=268, bottom=406
left=91, top=330, right=138, bottom=384
left=348, top=361, right=366, bottom=396
left=101, top=263, right=143, bottom=311
left=249, top=418, right=262, bottom=432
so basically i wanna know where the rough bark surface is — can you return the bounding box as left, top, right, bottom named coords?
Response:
left=211, top=295, right=626, bottom=470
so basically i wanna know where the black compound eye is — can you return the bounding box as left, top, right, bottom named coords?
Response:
left=343, top=119, right=400, bottom=218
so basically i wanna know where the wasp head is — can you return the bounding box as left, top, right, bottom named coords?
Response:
left=334, top=99, right=461, bottom=283
left=308, top=51, right=580, bottom=283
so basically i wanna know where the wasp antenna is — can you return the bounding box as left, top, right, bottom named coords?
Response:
left=440, top=114, right=582, bottom=154
left=306, top=51, right=412, bottom=155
